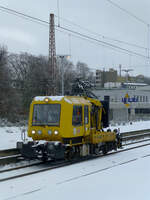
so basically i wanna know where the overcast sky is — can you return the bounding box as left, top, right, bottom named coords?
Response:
left=0, top=0, right=150, bottom=76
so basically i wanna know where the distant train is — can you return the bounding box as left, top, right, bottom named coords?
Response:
left=17, top=95, right=122, bottom=161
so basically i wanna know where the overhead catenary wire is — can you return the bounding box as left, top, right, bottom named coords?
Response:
left=58, top=25, right=148, bottom=59
left=55, top=27, right=147, bottom=58
left=104, top=0, right=150, bottom=58
left=0, top=5, right=128, bottom=57
left=0, top=8, right=48, bottom=27
left=0, top=5, right=133, bottom=56
left=55, top=27, right=133, bottom=56
left=0, top=4, right=148, bottom=59
left=55, top=25, right=147, bottom=57
left=0, top=5, right=49, bottom=25
left=105, top=0, right=148, bottom=26
left=1, top=5, right=146, bottom=51
left=54, top=14, right=148, bottom=51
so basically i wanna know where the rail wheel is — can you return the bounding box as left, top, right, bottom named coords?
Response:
left=102, top=146, right=108, bottom=155
left=65, top=147, right=74, bottom=160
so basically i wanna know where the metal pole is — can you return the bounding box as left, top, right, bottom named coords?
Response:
left=58, top=55, right=70, bottom=95
left=61, top=56, right=64, bottom=95
left=147, top=24, right=150, bottom=58
left=57, top=0, right=60, bottom=27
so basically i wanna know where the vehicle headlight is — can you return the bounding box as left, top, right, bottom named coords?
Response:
left=44, top=97, right=49, bottom=102
left=48, top=130, right=52, bottom=135
left=37, top=130, right=42, bottom=135
left=54, top=130, right=59, bottom=135
left=32, top=130, right=36, bottom=134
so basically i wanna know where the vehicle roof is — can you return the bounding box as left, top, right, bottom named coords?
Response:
left=33, top=96, right=91, bottom=105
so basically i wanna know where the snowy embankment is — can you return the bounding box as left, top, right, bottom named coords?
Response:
left=0, top=121, right=150, bottom=199
left=0, top=126, right=26, bottom=150
left=0, top=120, right=150, bottom=150
left=1, top=143, right=150, bottom=200
left=110, top=120, right=150, bottom=133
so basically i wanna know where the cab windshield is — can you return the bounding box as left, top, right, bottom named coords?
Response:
left=32, top=104, right=61, bottom=126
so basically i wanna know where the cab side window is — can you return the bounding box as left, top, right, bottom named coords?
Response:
left=72, top=106, right=82, bottom=126
left=84, top=106, right=89, bottom=124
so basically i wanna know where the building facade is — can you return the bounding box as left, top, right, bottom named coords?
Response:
left=93, top=85, right=150, bottom=123
left=96, top=68, right=117, bottom=88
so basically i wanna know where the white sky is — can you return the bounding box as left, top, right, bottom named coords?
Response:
left=0, top=0, right=150, bottom=76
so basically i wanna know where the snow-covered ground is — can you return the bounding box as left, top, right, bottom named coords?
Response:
left=0, top=121, right=150, bottom=200
left=1, top=144, right=150, bottom=200
left=110, top=120, right=150, bottom=133
left=0, top=126, right=26, bottom=150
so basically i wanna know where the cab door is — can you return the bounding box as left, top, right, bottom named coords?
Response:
left=72, top=105, right=84, bottom=138
left=84, top=105, right=90, bottom=136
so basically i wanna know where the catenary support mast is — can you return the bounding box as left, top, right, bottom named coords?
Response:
left=49, top=13, right=57, bottom=95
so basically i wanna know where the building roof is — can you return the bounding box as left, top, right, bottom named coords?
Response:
left=123, top=82, right=148, bottom=86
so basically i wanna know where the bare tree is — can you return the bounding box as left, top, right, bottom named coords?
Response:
left=0, top=46, right=18, bottom=120
left=0, top=45, right=96, bottom=122
left=76, top=61, right=91, bottom=80
left=57, top=57, right=77, bottom=95
left=9, top=53, right=52, bottom=111
left=76, top=61, right=95, bottom=84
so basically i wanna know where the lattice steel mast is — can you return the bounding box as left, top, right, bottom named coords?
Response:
left=49, top=13, right=57, bottom=95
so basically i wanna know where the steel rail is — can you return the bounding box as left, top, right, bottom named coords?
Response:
left=122, top=132, right=150, bottom=140
left=121, top=129, right=150, bottom=137
left=1, top=141, right=150, bottom=183
left=0, top=148, right=22, bottom=165
left=0, top=148, right=20, bottom=157
left=0, top=128, right=150, bottom=166
left=0, top=155, right=23, bottom=165
left=1, top=137, right=149, bottom=174
left=0, top=161, right=43, bottom=174
left=123, top=138, right=150, bottom=146
left=0, top=128, right=150, bottom=181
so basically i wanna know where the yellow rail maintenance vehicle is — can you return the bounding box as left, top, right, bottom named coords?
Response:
left=17, top=81, right=122, bottom=161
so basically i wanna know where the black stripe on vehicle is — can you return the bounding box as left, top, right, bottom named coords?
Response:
left=62, top=136, right=83, bottom=144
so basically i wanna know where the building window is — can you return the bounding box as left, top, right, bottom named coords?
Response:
left=115, top=96, right=118, bottom=102
left=135, top=108, right=150, bottom=114
left=140, top=96, right=142, bottom=102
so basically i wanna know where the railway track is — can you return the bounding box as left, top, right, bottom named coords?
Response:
left=0, top=148, right=21, bottom=165
left=1, top=140, right=150, bottom=183
left=121, top=129, right=150, bottom=145
left=1, top=128, right=150, bottom=182
left=0, top=148, right=20, bottom=157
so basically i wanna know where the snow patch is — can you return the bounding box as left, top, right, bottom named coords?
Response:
left=34, top=96, right=64, bottom=102
left=64, top=98, right=72, bottom=104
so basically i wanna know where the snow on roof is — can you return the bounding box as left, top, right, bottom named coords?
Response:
left=34, top=96, right=90, bottom=105
left=34, top=96, right=64, bottom=101
left=64, top=97, right=72, bottom=104
left=123, top=82, right=148, bottom=86
left=65, top=97, right=91, bottom=104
